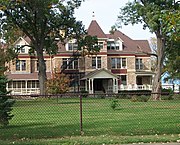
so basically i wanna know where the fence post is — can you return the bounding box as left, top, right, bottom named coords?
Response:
left=80, top=94, right=83, bottom=135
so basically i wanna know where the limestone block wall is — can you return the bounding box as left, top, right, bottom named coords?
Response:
left=127, top=56, right=135, bottom=70
left=127, top=72, right=136, bottom=85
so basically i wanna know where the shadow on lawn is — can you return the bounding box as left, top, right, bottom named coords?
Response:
left=0, top=122, right=80, bottom=140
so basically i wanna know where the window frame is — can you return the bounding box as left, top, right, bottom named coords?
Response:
left=15, top=60, right=26, bottom=71
left=136, top=58, right=143, bottom=70
left=111, top=58, right=126, bottom=69
left=92, top=57, right=101, bottom=69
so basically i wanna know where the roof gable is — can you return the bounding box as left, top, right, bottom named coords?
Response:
left=82, top=68, right=118, bottom=80
left=87, top=20, right=107, bottom=38
left=106, top=31, right=151, bottom=53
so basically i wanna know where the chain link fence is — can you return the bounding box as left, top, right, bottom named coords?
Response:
left=0, top=92, right=180, bottom=140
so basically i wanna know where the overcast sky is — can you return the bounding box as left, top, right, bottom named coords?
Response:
left=74, top=0, right=156, bottom=40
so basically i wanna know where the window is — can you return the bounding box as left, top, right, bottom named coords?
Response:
left=120, top=75, right=127, bottom=85
left=62, top=58, right=78, bottom=69
left=107, top=41, right=120, bottom=50
left=16, top=60, right=26, bottom=71
left=98, top=42, right=104, bottom=49
left=111, top=58, right=126, bottom=69
left=92, top=57, right=101, bottom=69
left=16, top=44, right=25, bottom=53
left=27, top=80, right=39, bottom=88
left=136, top=58, right=143, bottom=70
left=67, top=43, right=78, bottom=51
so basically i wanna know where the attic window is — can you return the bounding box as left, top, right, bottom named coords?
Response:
left=16, top=44, right=25, bottom=53
left=66, top=39, right=78, bottom=51
left=107, top=41, right=121, bottom=50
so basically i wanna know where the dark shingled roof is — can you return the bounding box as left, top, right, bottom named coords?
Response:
left=6, top=72, right=51, bottom=80
left=106, top=30, right=151, bottom=53
left=87, top=20, right=107, bottom=38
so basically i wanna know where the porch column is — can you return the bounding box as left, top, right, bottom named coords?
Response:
left=85, top=79, right=88, bottom=91
left=89, top=78, right=94, bottom=94
left=113, top=79, right=115, bottom=93
left=113, top=78, right=118, bottom=93
left=25, top=80, right=28, bottom=94
left=88, top=79, right=92, bottom=94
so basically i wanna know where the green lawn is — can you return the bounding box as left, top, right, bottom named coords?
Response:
left=0, top=97, right=180, bottom=144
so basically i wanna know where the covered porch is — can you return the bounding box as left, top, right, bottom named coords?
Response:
left=81, top=69, right=118, bottom=94
left=119, top=72, right=154, bottom=91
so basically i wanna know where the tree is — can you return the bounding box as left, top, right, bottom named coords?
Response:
left=46, top=68, right=70, bottom=94
left=0, top=46, right=15, bottom=127
left=0, top=0, right=86, bottom=95
left=116, top=0, right=179, bottom=100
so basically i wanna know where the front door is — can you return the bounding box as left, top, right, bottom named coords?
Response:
left=94, top=79, right=103, bottom=92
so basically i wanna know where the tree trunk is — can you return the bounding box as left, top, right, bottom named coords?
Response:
left=37, top=48, right=47, bottom=95
left=151, top=35, right=165, bottom=100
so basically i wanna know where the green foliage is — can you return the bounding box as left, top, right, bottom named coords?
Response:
left=0, top=73, right=15, bottom=127
left=131, top=95, right=150, bottom=102
left=0, top=0, right=87, bottom=95
left=46, top=69, right=70, bottom=94
left=116, top=0, right=179, bottom=100
left=173, top=94, right=180, bottom=100
left=110, top=99, right=119, bottom=110
left=80, top=90, right=88, bottom=98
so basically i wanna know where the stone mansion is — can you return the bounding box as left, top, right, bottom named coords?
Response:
left=6, top=20, right=154, bottom=95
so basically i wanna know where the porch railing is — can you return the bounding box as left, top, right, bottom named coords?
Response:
left=119, top=84, right=152, bottom=91
left=7, top=88, right=40, bottom=95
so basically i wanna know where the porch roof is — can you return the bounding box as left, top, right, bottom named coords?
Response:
left=135, top=71, right=155, bottom=76
left=81, top=68, right=118, bottom=80
left=5, top=72, right=51, bottom=80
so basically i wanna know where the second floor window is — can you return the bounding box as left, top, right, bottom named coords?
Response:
left=16, top=60, right=26, bottom=71
left=67, top=43, right=78, bottom=51
left=62, top=58, right=78, bottom=70
left=136, top=58, right=143, bottom=70
left=92, top=57, right=101, bottom=69
left=111, top=58, right=126, bottom=69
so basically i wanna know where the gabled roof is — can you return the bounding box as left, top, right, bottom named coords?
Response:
left=134, top=40, right=151, bottom=53
left=13, top=36, right=31, bottom=45
left=106, top=30, right=151, bottom=53
left=82, top=68, right=118, bottom=80
left=87, top=20, right=107, bottom=38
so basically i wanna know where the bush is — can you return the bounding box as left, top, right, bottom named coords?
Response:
left=173, top=94, right=180, bottom=100
left=161, top=94, right=174, bottom=100
left=80, top=90, right=88, bottom=98
left=110, top=99, right=119, bottom=110
left=131, top=95, right=150, bottom=102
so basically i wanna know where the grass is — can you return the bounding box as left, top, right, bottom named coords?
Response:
left=0, top=97, right=180, bottom=144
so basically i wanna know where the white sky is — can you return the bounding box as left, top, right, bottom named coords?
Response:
left=74, top=0, right=155, bottom=40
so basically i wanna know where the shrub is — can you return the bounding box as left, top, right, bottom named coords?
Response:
left=131, top=95, right=150, bottom=102
left=81, top=90, right=88, bottom=98
left=173, top=94, right=180, bottom=100
left=110, top=99, right=119, bottom=110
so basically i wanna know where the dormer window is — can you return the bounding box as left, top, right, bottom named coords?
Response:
left=107, top=41, right=120, bottom=50
left=68, top=43, right=78, bottom=51
left=66, top=39, right=78, bottom=51
left=98, top=42, right=104, bottom=49
left=107, top=39, right=123, bottom=51
left=16, top=44, right=25, bottom=53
